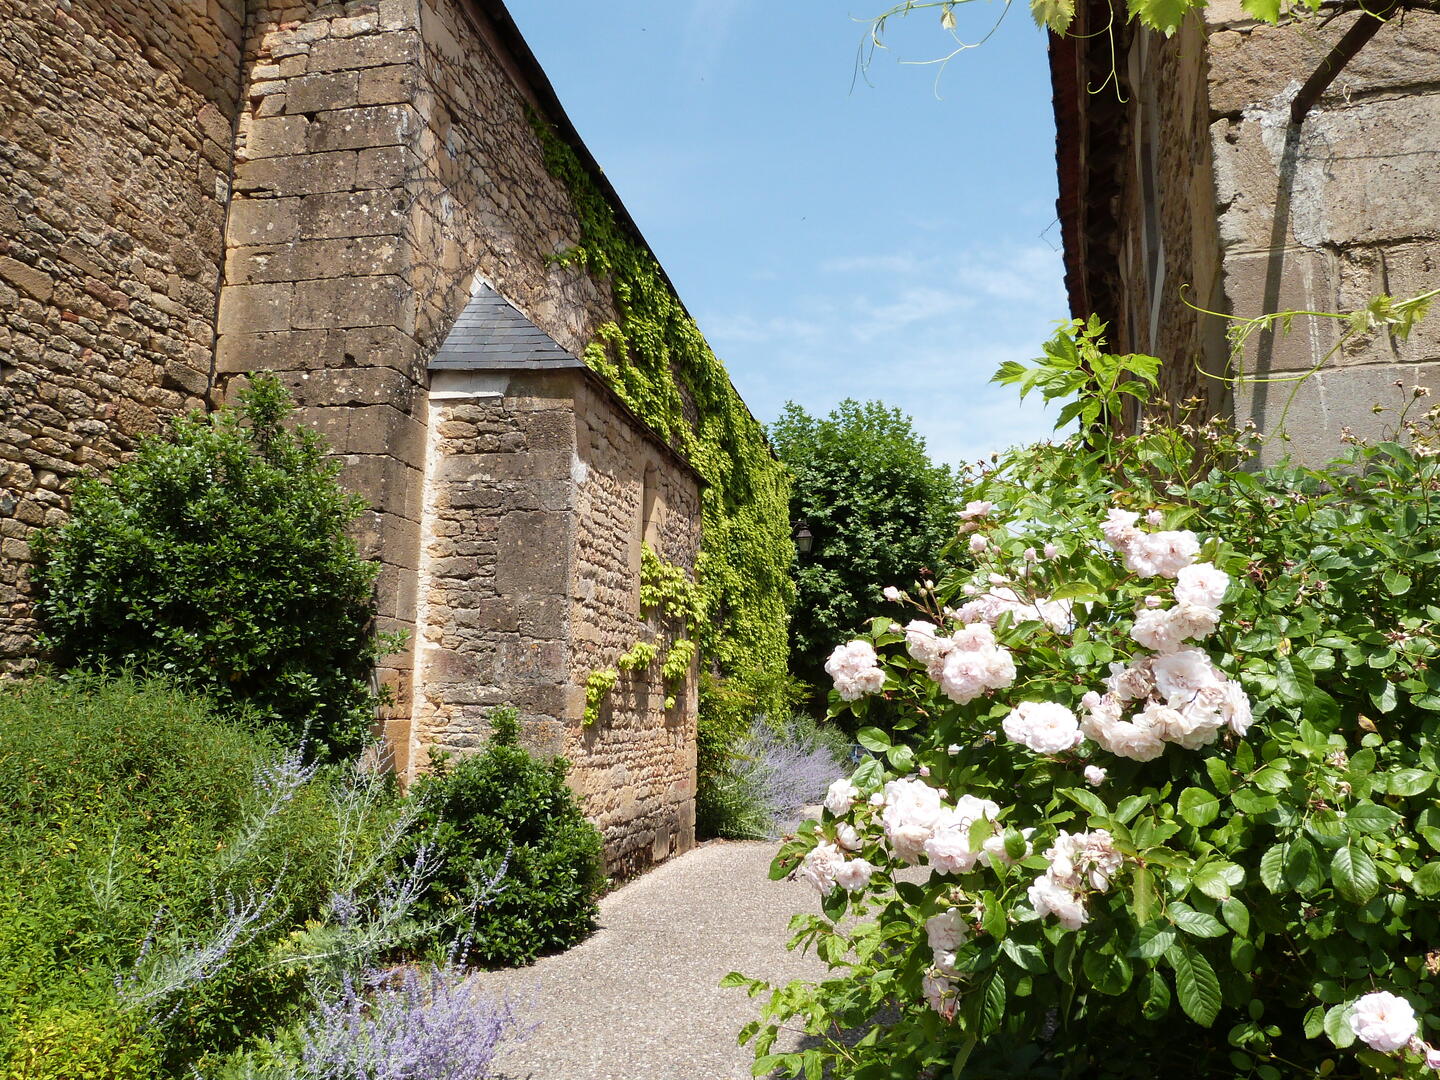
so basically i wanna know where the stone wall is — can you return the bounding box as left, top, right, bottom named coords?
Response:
left=1089, top=7, right=1440, bottom=458
left=415, top=367, right=701, bottom=872
left=1204, top=4, right=1440, bottom=462
left=0, top=0, right=246, bottom=670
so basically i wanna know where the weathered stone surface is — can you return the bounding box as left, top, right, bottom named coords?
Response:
left=292, top=273, right=412, bottom=332
left=308, top=104, right=417, bottom=153
left=234, top=149, right=359, bottom=196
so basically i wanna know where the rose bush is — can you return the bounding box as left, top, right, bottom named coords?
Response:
left=729, top=401, right=1440, bottom=1079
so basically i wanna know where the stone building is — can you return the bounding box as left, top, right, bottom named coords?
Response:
left=0, top=0, right=743, bottom=872
left=1049, top=0, right=1440, bottom=460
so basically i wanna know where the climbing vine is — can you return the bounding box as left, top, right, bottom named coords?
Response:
left=533, top=115, right=796, bottom=723
left=583, top=544, right=712, bottom=725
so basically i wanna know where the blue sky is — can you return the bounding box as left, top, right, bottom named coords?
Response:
left=508, top=1, right=1068, bottom=468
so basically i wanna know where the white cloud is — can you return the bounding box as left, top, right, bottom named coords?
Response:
left=699, top=237, right=1069, bottom=469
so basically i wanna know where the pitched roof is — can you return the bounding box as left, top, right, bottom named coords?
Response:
left=429, top=283, right=584, bottom=370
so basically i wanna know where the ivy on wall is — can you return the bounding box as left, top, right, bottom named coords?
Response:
left=532, top=116, right=796, bottom=717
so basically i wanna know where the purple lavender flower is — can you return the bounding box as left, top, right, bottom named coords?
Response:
left=726, top=717, right=850, bottom=838
left=298, top=961, right=530, bottom=1079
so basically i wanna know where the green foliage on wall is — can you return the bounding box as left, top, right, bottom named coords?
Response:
left=531, top=116, right=795, bottom=713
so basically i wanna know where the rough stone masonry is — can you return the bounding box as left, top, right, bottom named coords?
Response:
left=0, top=0, right=714, bottom=871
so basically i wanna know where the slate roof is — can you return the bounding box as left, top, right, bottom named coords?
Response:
left=430, top=284, right=585, bottom=370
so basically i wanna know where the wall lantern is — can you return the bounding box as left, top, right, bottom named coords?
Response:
left=793, top=522, right=814, bottom=556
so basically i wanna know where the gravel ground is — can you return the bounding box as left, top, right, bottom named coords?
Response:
left=474, top=839, right=827, bottom=1080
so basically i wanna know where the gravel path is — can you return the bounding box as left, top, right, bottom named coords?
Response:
left=475, top=839, right=826, bottom=1080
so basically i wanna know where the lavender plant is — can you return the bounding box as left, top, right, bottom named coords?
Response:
left=294, top=961, right=530, bottom=1080
left=710, top=715, right=851, bottom=840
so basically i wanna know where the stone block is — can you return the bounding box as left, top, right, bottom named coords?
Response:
left=233, top=149, right=358, bottom=196
left=0, top=257, right=53, bottom=302
left=1214, top=93, right=1440, bottom=254
left=285, top=70, right=360, bottom=114
left=215, top=328, right=345, bottom=372
left=226, top=197, right=300, bottom=245
left=297, top=188, right=409, bottom=239
left=354, top=145, right=412, bottom=189
left=291, top=274, right=411, bottom=332
left=300, top=401, right=427, bottom=464
left=308, top=103, right=417, bottom=152
left=339, top=452, right=424, bottom=520
left=1209, top=13, right=1440, bottom=115
left=357, top=63, right=415, bottom=106
left=278, top=363, right=424, bottom=411
left=373, top=559, right=419, bottom=622
left=1220, top=249, right=1340, bottom=374
left=496, top=511, right=572, bottom=597
left=245, top=114, right=309, bottom=158
left=350, top=507, right=422, bottom=568
left=1239, top=360, right=1440, bottom=465
left=296, top=234, right=407, bottom=279
left=1337, top=244, right=1440, bottom=366
left=307, top=30, right=420, bottom=73
left=216, top=282, right=293, bottom=334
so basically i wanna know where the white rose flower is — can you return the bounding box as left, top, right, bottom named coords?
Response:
left=925, top=907, right=969, bottom=952
left=968, top=534, right=989, bottom=554
left=1044, top=542, right=1059, bottom=559
left=1131, top=607, right=1186, bottom=654
left=1146, top=509, right=1164, bottom=525
left=1350, top=991, right=1418, bottom=1053
left=835, top=823, right=864, bottom=851
left=824, top=640, right=887, bottom=701
left=1084, top=765, right=1107, bottom=787
left=1028, top=874, right=1089, bottom=930
left=1023, top=547, right=1038, bottom=562
left=958, top=500, right=994, bottom=520
left=834, top=857, right=875, bottom=893
left=1174, top=562, right=1229, bottom=609
left=882, top=585, right=904, bottom=602
left=1151, top=647, right=1224, bottom=703
left=881, top=778, right=943, bottom=863
left=904, top=620, right=946, bottom=664
left=1003, top=701, right=1082, bottom=755
left=1221, top=679, right=1254, bottom=735
left=1124, top=530, right=1199, bottom=579
left=922, top=972, right=959, bottom=1020
left=824, top=778, right=860, bottom=817
left=799, top=842, right=845, bottom=895
left=1168, top=601, right=1221, bottom=642
left=1101, top=508, right=1141, bottom=552
left=1104, top=659, right=1155, bottom=703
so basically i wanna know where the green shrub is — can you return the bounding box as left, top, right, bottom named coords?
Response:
left=0, top=675, right=408, bottom=1071
left=768, top=399, right=961, bottom=710
left=32, top=374, right=389, bottom=757
left=3, top=1003, right=161, bottom=1080
left=406, top=708, right=605, bottom=967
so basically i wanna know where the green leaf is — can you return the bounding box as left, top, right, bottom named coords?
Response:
left=886, top=743, right=916, bottom=773
left=855, top=727, right=891, bottom=753
left=1127, top=0, right=1192, bottom=33
left=1177, top=788, right=1220, bottom=827
left=1383, top=569, right=1412, bottom=595
left=1134, top=922, right=1176, bottom=959
left=1133, top=865, right=1156, bottom=924
left=1029, top=0, right=1076, bottom=32
left=1168, top=902, right=1226, bottom=938
left=1324, top=1002, right=1357, bottom=1049
left=1284, top=837, right=1324, bottom=894
left=1001, top=938, right=1048, bottom=974
left=1142, top=967, right=1172, bottom=1020
left=1061, top=787, right=1108, bottom=817
left=1413, top=861, right=1440, bottom=896
left=1195, top=861, right=1243, bottom=900
left=1344, top=802, right=1401, bottom=835
left=1083, top=948, right=1132, bottom=996
left=1220, top=897, right=1250, bottom=936
left=1385, top=769, right=1433, bottom=797
left=1169, top=940, right=1221, bottom=1026
left=1332, top=841, right=1379, bottom=904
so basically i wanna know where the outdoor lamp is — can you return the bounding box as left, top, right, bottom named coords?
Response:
left=793, top=523, right=814, bottom=555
